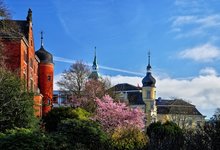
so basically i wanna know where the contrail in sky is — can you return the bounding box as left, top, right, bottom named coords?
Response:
left=54, top=56, right=145, bottom=76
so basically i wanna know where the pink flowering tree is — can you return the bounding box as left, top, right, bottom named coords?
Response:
left=93, top=95, right=145, bottom=133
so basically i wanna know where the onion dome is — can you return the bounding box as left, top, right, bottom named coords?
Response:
left=142, top=52, right=156, bottom=87
left=35, top=31, right=53, bottom=63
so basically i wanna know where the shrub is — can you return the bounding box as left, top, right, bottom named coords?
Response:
left=111, top=127, right=148, bottom=150
left=183, top=128, right=212, bottom=150
left=56, top=119, right=110, bottom=150
left=43, top=107, right=90, bottom=132
left=0, top=128, right=49, bottom=150
left=147, top=121, right=183, bottom=150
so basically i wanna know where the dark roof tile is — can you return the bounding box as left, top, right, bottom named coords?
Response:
left=110, top=83, right=142, bottom=91
left=156, top=98, right=202, bottom=116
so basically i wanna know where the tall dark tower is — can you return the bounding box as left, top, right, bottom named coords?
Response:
left=35, top=32, right=54, bottom=115
left=142, top=52, right=157, bottom=126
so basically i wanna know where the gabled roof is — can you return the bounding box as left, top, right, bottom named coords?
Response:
left=156, top=98, right=194, bottom=107
left=156, top=98, right=202, bottom=116
left=110, top=83, right=142, bottom=91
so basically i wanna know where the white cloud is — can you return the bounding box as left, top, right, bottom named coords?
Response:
left=53, top=73, right=62, bottom=90
left=174, top=0, right=199, bottom=7
left=179, top=43, right=220, bottom=62
left=172, top=15, right=220, bottom=28
left=170, top=14, right=220, bottom=38
left=172, top=15, right=196, bottom=27
left=199, top=67, right=217, bottom=76
left=105, top=75, right=142, bottom=87
left=197, top=15, right=220, bottom=28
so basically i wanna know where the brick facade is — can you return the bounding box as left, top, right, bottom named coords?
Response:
left=38, top=63, right=54, bottom=114
left=0, top=9, right=53, bottom=117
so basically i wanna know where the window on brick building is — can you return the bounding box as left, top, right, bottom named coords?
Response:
left=30, top=79, right=33, bottom=92
left=23, top=72, right=26, bottom=80
left=23, top=73, right=27, bottom=90
left=24, top=48, right=28, bottom=63
left=30, top=58, right=33, bottom=68
left=48, top=75, right=51, bottom=81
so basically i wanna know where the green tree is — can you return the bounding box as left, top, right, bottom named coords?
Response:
left=147, top=121, right=184, bottom=150
left=0, top=0, right=12, bottom=67
left=43, top=107, right=90, bottom=132
left=204, top=108, right=220, bottom=149
left=0, top=68, right=37, bottom=132
left=111, top=127, right=148, bottom=150
left=56, top=119, right=110, bottom=150
left=183, top=128, right=212, bottom=150
left=0, top=128, right=50, bottom=150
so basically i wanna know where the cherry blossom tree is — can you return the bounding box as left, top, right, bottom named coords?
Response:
left=84, top=78, right=110, bottom=100
left=93, top=95, right=145, bottom=133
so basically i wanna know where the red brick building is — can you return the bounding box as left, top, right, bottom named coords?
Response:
left=0, top=9, right=54, bottom=117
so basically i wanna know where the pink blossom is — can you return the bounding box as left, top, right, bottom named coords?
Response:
left=93, top=95, right=145, bottom=133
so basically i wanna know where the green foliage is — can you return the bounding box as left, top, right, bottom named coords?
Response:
left=147, top=121, right=183, bottom=150
left=183, top=128, right=212, bottom=150
left=111, top=127, right=148, bottom=150
left=0, top=128, right=49, bottom=150
left=0, top=68, right=37, bottom=132
left=55, top=118, right=110, bottom=150
left=72, top=107, right=90, bottom=120
left=203, top=108, right=220, bottom=149
left=43, top=107, right=90, bottom=132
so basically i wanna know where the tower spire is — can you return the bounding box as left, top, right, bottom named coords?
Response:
left=147, top=50, right=152, bottom=73
left=88, top=47, right=100, bottom=80
left=148, top=51, right=150, bottom=66
left=93, top=46, right=98, bottom=70
left=40, top=31, right=44, bottom=48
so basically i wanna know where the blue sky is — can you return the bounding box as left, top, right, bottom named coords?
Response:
left=5, top=0, right=220, bottom=118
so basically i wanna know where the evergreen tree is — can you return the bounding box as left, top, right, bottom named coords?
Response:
left=0, top=68, right=37, bottom=132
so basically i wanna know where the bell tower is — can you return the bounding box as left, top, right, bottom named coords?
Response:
left=142, top=52, right=157, bottom=126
